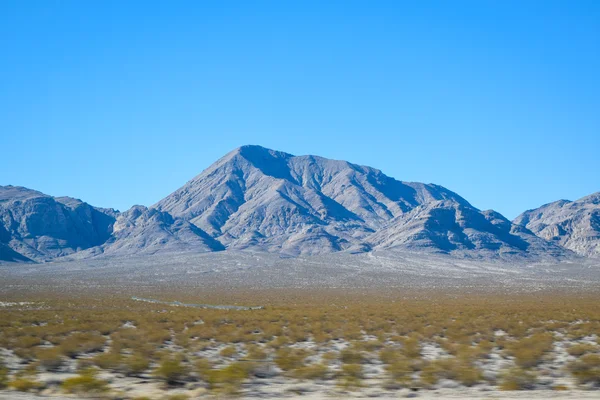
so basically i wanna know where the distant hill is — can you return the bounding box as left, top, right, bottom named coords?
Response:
left=514, top=192, right=600, bottom=257
left=0, top=146, right=588, bottom=262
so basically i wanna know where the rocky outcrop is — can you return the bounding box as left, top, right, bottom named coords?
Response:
left=514, top=193, right=600, bottom=257
left=0, top=186, right=116, bottom=262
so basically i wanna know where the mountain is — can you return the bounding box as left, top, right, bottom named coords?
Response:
left=365, top=201, right=568, bottom=258
left=154, top=145, right=470, bottom=255
left=0, top=186, right=117, bottom=262
left=1, top=147, right=584, bottom=262
left=154, top=145, right=569, bottom=259
left=514, top=192, right=600, bottom=257
left=77, top=205, right=224, bottom=258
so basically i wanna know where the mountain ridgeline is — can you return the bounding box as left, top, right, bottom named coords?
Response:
left=1, top=145, right=597, bottom=262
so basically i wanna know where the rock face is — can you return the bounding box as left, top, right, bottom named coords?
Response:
left=80, top=205, right=224, bottom=258
left=514, top=193, right=600, bottom=257
left=154, top=145, right=569, bottom=259
left=0, top=186, right=116, bottom=262
left=1, top=147, right=588, bottom=262
left=154, top=146, right=471, bottom=255
left=365, top=201, right=568, bottom=259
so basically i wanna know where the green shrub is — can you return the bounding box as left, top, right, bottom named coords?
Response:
left=567, top=343, right=597, bottom=357
left=205, top=362, right=250, bottom=394
left=93, top=351, right=123, bottom=371
left=499, top=367, right=537, bottom=390
left=340, top=348, right=364, bottom=364
left=505, top=333, right=554, bottom=368
left=292, top=363, right=329, bottom=380
left=61, top=369, right=108, bottom=394
left=275, top=348, right=309, bottom=371
left=219, top=345, right=237, bottom=358
left=10, top=377, right=42, bottom=392
left=123, top=353, right=150, bottom=376
left=568, top=354, right=600, bottom=385
left=338, top=363, right=362, bottom=389
left=401, top=337, right=421, bottom=358
left=154, top=355, right=189, bottom=384
left=0, top=366, right=8, bottom=389
left=384, top=358, right=412, bottom=386
left=35, top=347, right=64, bottom=371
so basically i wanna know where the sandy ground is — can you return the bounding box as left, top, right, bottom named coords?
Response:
left=1, top=389, right=600, bottom=399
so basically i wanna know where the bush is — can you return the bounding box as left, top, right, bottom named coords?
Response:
left=35, top=347, right=64, bottom=371
left=505, top=333, right=554, bottom=368
left=205, top=362, right=250, bottom=394
left=245, top=344, right=268, bottom=360
left=123, top=353, right=150, bottom=376
left=401, top=337, right=421, bottom=358
left=567, top=343, right=597, bottom=357
left=10, top=377, right=42, bottom=392
left=154, top=355, right=189, bottom=384
left=0, top=366, right=8, bottom=389
left=499, top=367, right=537, bottom=390
left=60, top=333, right=106, bottom=358
left=61, top=369, right=109, bottom=394
left=93, top=351, right=123, bottom=371
left=338, top=363, right=362, bottom=389
left=568, top=354, right=600, bottom=385
left=219, top=345, right=237, bottom=358
left=420, top=358, right=482, bottom=387
left=292, top=363, right=329, bottom=380
left=275, top=348, right=309, bottom=371
left=340, top=348, right=364, bottom=364
left=384, top=358, right=412, bottom=386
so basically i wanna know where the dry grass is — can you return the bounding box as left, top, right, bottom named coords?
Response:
left=0, top=289, right=598, bottom=396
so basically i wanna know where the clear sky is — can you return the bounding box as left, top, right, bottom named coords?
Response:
left=1, top=1, right=598, bottom=219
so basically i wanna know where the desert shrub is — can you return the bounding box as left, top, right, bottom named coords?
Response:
left=245, top=344, right=268, bottom=360
left=93, top=351, right=123, bottom=371
left=384, top=357, right=412, bottom=386
left=340, top=348, right=364, bottom=364
left=420, top=358, right=482, bottom=387
left=60, top=332, right=106, bottom=357
left=568, top=353, right=600, bottom=385
left=338, top=363, right=362, bottom=389
left=0, top=365, right=8, bottom=389
left=505, top=333, right=554, bottom=368
left=567, top=343, right=597, bottom=357
left=195, top=357, right=213, bottom=380
left=11, top=335, right=42, bottom=349
left=219, top=345, right=237, bottom=358
left=123, top=353, right=150, bottom=376
left=292, top=363, right=329, bottom=380
left=401, top=337, right=421, bottom=358
left=379, top=348, right=401, bottom=365
left=205, top=362, right=250, bottom=394
left=275, top=348, right=309, bottom=371
left=35, top=347, right=64, bottom=371
left=165, top=395, right=190, bottom=400
left=10, top=377, right=42, bottom=392
left=61, top=369, right=109, bottom=394
left=154, top=354, right=189, bottom=384
left=499, top=367, right=537, bottom=390
left=355, top=339, right=384, bottom=352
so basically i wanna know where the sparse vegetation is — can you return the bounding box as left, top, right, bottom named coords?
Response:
left=0, top=290, right=598, bottom=397
left=61, top=368, right=109, bottom=394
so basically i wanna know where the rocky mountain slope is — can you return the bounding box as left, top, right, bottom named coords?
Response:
left=514, top=192, right=600, bottom=257
left=154, top=145, right=570, bottom=259
left=364, top=201, right=568, bottom=258
left=77, top=205, right=224, bottom=258
left=0, top=146, right=588, bottom=262
left=0, top=186, right=116, bottom=262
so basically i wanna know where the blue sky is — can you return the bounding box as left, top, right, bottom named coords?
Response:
left=1, top=1, right=598, bottom=219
